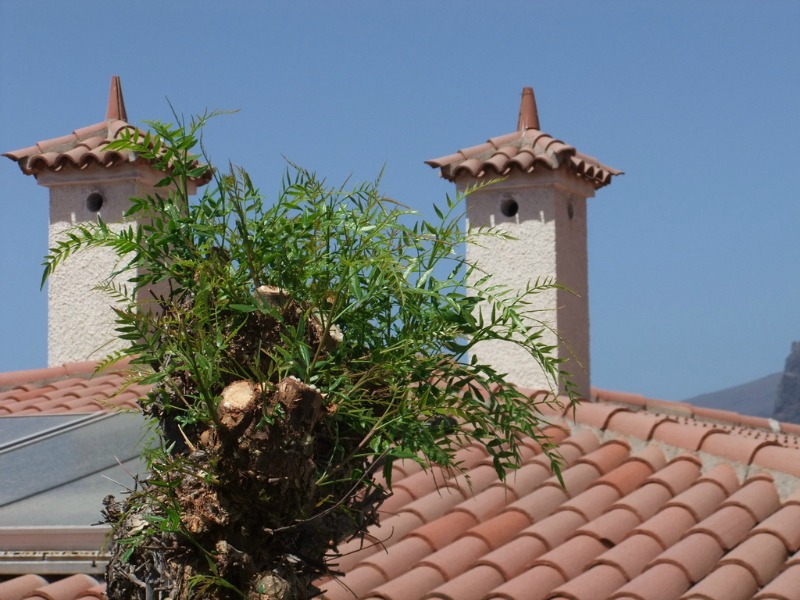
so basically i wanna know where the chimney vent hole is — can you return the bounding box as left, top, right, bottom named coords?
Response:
left=500, top=198, right=519, bottom=218
left=86, top=193, right=104, bottom=213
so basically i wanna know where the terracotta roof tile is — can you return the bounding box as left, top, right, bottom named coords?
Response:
left=0, top=574, right=48, bottom=599
left=426, top=87, right=621, bottom=189
left=681, top=563, right=760, bottom=599
left=590, top=532, right=670, bottom=582
left=3, top=76, right=210, bottom=185
left=5, top=374, right=800, bottom=599
left=752, top=549, right=800, bottom=599
left=609, top=562, right=692, bottom=600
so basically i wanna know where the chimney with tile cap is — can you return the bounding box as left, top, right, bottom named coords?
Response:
left=427, top=87, right=621, bottom=397
left=3, top=76, right=208, bottom=365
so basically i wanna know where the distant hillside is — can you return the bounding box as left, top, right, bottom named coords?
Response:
left=682, top=372, right=782, bottom=418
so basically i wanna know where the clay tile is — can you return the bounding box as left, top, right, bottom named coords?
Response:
left=652, top=531, right=724, bottom=583
left=752, top=559, right=800, bottom=599
left=692, top=405, right=744, bottom=425
left=720, top=476, right=780, bottom=522
left=468, top=509, right=531, bottom=549
left=719, top=532, right=788, bottom=586
left=611, top=482, right=674, bottom=523
left=633, top=505, right=699, bottom=549
left=392, top=457, right=424, bottom=480
left=549, top=463, right=605, bottom=498
left=454, top=464, right=505, bottom=498
left=576, top=441, right=630, bottom=475
left=508, top=484, right=570, bottom=522
left=522, top=510, right=588, bottom=551
left=666, top=480, right=729, bottom=523
left=559, top=429, right=602, bottom=455
left=691, top=505, right=759, bottom=550
left=651, top=420, right=719, bottom=451
left=455, top=157, right=486, bottom=178
left=561, top=485, right=621, bottom=522
left=426, top=564, right=504, bottom=600
left=401, top=486, right=467, bottom=525
left=607, top=411, right=667, bottom=441
left=593, top=454, right=662, bottom=497
left=752, top=445, right=800, bottom=477
left=79, top=584, right=107, bottom=600
left=453, top=485, right=515, bottom=523
left=552, top=563, right=628, bottom=600
left=532, top=534, right=610, bottom=581
left=362, top=536, right=433, bottom=581
left=590, top=533, right=665, bottom=580
left=36, top=133, right=78, bottom=153
left=392, top=469, right=445, bottom=502
left=681, top=563, right=758, bottom=600
left=0, top=574, right=48, bottom=599
left=609, top=562, right=691, bottom=600
left=517, top=87, right=540, bottom=131
left=489, top=564, right=566, bottom=600
left=481, top=153, right=510, bottom=176
left=700, top=432, right=781, bottom=465
left=418, top=536, right=489, bottom=582
left=739, top=414, right=772, bottom=430
left=577, top=508, right=642, bottom=547
left=697, top=462, right=741, bottom=495
left=752, top=503, right=800, bottom=552
left=375, top=511, right=425, bottom=545
left=643, top=455, right=702, bottom=496
left=645, top=398, right=694, bottom=417
left=370, top=564, right=445, bottom=600
left=504, top=460, right=555, bottom=498
left=592, top=389, right=647, bottom=408
left=457, top=141, right=495, bottom=159
left=410, top=511, right=477, bottom=550
left=325, top=564, right=386, bottom=600
left=569, top=401, right=629, bottom=430
left=779, top=422, right=800, bottom=436
left=509, top=150, right=537, bottom=172
left=30, top=574, right=100, bottom=600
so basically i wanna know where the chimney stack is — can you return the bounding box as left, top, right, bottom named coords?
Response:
left=4, top=76, right=207, bottom=365
left=427, top=87, right=621, bottom=397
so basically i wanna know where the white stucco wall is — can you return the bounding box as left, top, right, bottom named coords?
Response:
left=38, top=164, right=172, bottom=366
left=458, top=168, right=595, bottom=397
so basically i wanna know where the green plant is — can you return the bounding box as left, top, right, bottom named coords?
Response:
left=46, top=111, right=575, bottom=599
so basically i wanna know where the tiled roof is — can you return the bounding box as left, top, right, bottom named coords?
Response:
left=317, top=389, right=800, bottom=600
left=0, top=361, right=146, bottom=415
left=2, top=76, right=211, bottom=184
left=426, top=87, right=622, bottom=189
left=3, top=370, right=800, bottom=599
left=0, top=574, right=104, bottom=600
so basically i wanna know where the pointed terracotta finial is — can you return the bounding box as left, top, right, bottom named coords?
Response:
left=106, top=75, right=128, bottom=122
left=517, top=86, right=540, bottom=131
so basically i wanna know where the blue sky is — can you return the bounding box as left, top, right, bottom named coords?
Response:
left=1, top=2, right=798, bottom=403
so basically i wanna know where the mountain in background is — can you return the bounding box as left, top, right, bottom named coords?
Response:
left=682, top=372, right=782, bottom=418
left=773, top=341, right=800, bottom=423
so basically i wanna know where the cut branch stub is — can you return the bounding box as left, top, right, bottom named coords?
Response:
left=274, top=376, right=324, bottom=434
left=218, top=380, right=259, bottom=432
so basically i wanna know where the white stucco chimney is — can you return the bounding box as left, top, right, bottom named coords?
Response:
left=427, top=87, right=620, bottom=397
left=4, top=76, right=206, bottom=365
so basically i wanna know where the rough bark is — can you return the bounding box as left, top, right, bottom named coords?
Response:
left=103, top=297, right=383, bottom=599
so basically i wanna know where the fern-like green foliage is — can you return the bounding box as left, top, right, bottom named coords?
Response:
left=45, top=111, right=575, bottom=497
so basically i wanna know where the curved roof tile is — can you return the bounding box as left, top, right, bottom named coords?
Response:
left=3, top=76, right=211, bottom=185
left=4, top=374, right=800, bottom=599
left=426, top=87, right=621, bottom=189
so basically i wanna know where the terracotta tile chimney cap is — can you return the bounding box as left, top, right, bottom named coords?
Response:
left=517, top=86, right=540, bottom=131
left=106, top=75, right=128, bottom=122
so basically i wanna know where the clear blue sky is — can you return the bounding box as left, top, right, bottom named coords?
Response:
left=1, top=2, right=798, bottom=404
